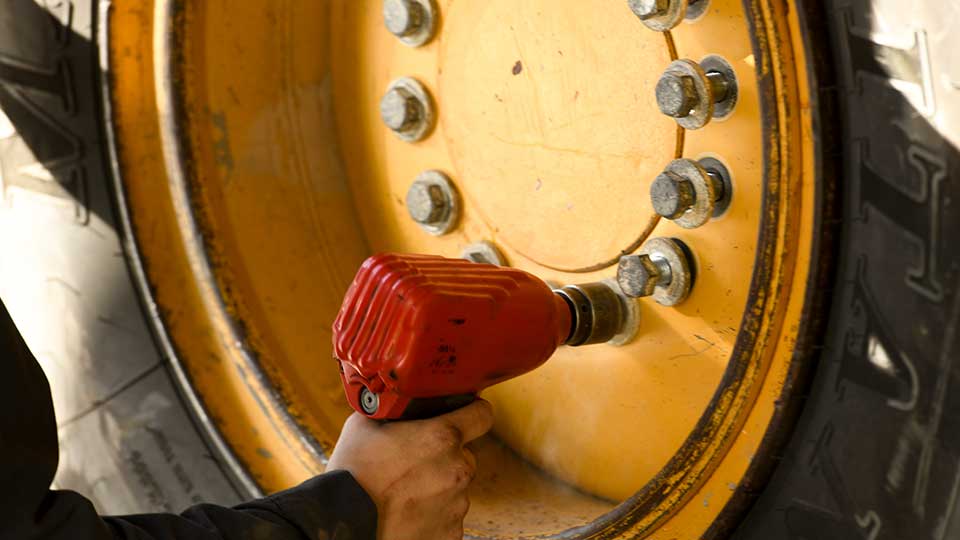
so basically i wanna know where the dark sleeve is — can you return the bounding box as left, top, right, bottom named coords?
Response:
left=0, top=296, right=378, bottom=540
left=102, top=472, right=378, bottom=540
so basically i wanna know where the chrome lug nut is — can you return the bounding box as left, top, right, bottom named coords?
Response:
left=406, top=170, right=459, bottom=235
left=618, top=238, right=694, bottom=306
left=617, top=254, right=672, bottom=298
left=650, top=171, right=696, bottom=219
left=655, top=57, right=738, bottom=129
left=380, top=77, right=434, bottom=142
left=383, top=0, right=436, bottom=47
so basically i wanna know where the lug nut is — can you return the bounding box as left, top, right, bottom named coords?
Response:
left=380, top=78, right=434, bottom=142
left=381, top=88, right=421, bottom=132
left=655, top=58, right=738, bottom=130
left=406, top=170, right=459, bottom=235
left=617, top=238, right=694, bottom=306
left=650, top=171, right=696, bottom=219
left=650, top=158, right=728, bottom=228
left=628, top=0, right=669, bottom=19
left=462, top=241, right=507, bottom=266
left=383, top=0, right=436, bottom=47
left=406, top=183, right=446, bottom=224
left=617, top=254, right=673, bottom=298
left=629, top=0, right=709, bottom=31
left=655, top=73, right=698, bottom=118
left=383, top=0, right=423, bottom=37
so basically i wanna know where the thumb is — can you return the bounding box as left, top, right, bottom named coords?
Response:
left=438, top=399, right=494, bottom=443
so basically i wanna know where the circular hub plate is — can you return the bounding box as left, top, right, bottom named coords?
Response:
left=441, top=1, right=677, bottom=270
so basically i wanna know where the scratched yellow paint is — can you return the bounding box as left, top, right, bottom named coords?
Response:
left=107, top=0, right=819, bottom=537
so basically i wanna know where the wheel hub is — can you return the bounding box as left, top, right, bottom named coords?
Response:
left=441, top=0, right=676, bottom=270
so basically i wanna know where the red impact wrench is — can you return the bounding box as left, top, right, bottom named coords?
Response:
left=332, top=250, right=692, bottom=420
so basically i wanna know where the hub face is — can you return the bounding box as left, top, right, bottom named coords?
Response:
left=440, top=0, right=676, bottom=270
left=328, top=0, right=769, bottom=510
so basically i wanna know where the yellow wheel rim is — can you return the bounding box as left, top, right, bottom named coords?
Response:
left=104, top=0, right=825, bottom=537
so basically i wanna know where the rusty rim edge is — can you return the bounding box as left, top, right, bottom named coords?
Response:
left=702, top=0, right=842, bottom=536
left=95, top=0, right=262, bottom=499
left=101, top=0, right=330, bottom=495
left=159, top=0, right=330, bottom=470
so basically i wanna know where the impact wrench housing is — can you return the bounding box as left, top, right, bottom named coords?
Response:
left=332, top=253, right=629, bottom=420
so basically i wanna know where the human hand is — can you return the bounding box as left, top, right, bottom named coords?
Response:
left=327, top=399, right=494, bottom=540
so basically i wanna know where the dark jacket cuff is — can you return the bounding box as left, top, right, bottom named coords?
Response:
left=250, top=470, right=378, bottom=540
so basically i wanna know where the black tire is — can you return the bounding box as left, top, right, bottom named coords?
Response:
left=2, top=0, right=958, bottom=537
left=733, top=0, right=960, bottom=538
left=0, top=0, right=241, bottom=513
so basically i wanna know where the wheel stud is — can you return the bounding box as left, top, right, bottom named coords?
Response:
left=380, top=77, right=434, bottom=142
left=406, top=170, right=459, bottom=235
left=629, top=0, right=709, bottom=31
left=383, top=0, right=436, bottom=47
left=655, top=58, right=737, bottom=129
left=650, top=158, right=730, bottom=228
left=617, top=238, right=693, bottom=306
